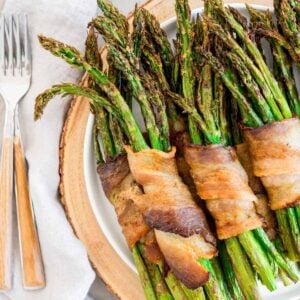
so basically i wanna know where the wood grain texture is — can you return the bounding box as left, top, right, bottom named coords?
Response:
left=59, top=1, right=271, bottom=299
left=14, top=136, right=45, bottom=290
left=0, top=137, right=13, bottom=290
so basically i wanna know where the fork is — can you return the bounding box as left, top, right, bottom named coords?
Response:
left=0, top=14, right=45, bottom=290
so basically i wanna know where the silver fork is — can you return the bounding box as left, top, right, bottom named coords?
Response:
left=0, top=14, right=45, bottom=290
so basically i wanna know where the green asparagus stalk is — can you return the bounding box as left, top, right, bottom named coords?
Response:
left=196, top=19, right=221, bottom=141
left=199, top=51, right=263, bottom=128
left=132, top=15, right=186, bottom=135
left=198, top=258, right=230, bottom=300
left=253, top=228, right=299, bottom=281
left=94, top=106, right=115, bottom=158
left=141, top=73, right=171, bottom=151
left=225, top=238, right=260, bottom=300
left=213, top=75, right=232, bottom=146
left=247, top=5, right=300, bottom=117
left=181, top=284, right=206, bottom=300
left=204, top=17, right=285, bottom=121
left=140, top=8, right=174, bottom=84
left=85, top=27, right=116, bottom=159
left=274, top=210, right=298, bottom=261
left=274, top=0, right=300, bottom=54
left=93, top=120, right=104, bottom=165
left=214, top=6, right=292, bottom=119
left=175, top=0, right=204, bottom=145
left=107, top=113, right=124, bottom=154
left=225, top=51, right=274, bottom=123
left=160, top=266, right=188, bottom=300
left=210, top=257, right=231, bottom=299
left=172, top=34, right=182, bottom=92
left=238, top=231, right=276, bottom=291
left=133, top=245, right=158, bottom=300
left=138, top=244, right=173, bottom=300
left=106, top=44, right=162, bottom=150
left=218, top=242, right=244, bottom=300
left=96, top=0, right=128, bottom=37
left=38, top=36, right=148, bottom=151
left=286, top=208, right=300, bottom=254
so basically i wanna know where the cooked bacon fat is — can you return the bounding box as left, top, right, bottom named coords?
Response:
left=184, top=144, right=262, bottom=239
left=125, top=146, right=217, bottom=288
left=155, top=230, right=211, bottom=289
left=244, top=118, right=300, bottom=210
left=98, top=155, right=150, bottom=249
left=235, top=144, right=277, bottom=240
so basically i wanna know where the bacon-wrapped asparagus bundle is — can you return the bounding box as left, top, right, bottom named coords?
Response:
left=125, top=146, right=217, bottom=288
left=198, top=0, right=300, bottom=266
left=167, top=0, right=299, bottom=297
left=34, top=21, right=232, bottom=300
left=132, top=7, right=239, bottom=299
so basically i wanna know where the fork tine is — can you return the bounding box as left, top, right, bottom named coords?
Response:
left=23, top=14, right=31, bottom=76
left=0, top=14, right=5, bottom=76
left=5, top=15, right=14, bottom=76
left=13, top=15, right=21, bottom=76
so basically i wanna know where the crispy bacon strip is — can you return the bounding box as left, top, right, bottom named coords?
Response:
left=244, top=118, right=300, bottom=210
left=184, top=144, right=262, bottom=240
left=236, top=144, right=277, bottom=240
left=98, top=155, right=150, bottom=249
left=125, top=146, right=217, bottom=288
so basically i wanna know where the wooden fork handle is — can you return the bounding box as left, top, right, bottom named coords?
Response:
left=14, top=136, right=45, bottom=290
left=0, top=137, right=13, bottom=290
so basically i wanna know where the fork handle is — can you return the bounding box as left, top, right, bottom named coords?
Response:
left=0, top=136, right=13, bottom=290
left=14, top=135, right=45, bottom=290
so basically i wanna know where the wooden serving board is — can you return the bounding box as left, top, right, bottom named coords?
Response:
left=59, top=0, right=270, bottom=299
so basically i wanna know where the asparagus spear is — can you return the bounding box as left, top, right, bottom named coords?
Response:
left=132, top=15, right=186, bottom=134
left=218, top=242, right=244, bottom=300
left=199, top=38, right=294, bottom=276
left=225, top=238, right=260, bottom=300
left=196, top=17, right=221, bottom=142
left=96, top=0, right=128, bottom=37
left=93, top=119, right=104, bottom=165
left=274, top=0, right=300, bottom=54
left=138, top=244, right=173, bottom=300
left=276, top=210, right=299, bottom=261
left=133, top=244, right=158, bottom=299
left=174, top=0, right=276, bottom=296
left=86, top=26, right=116, bottom=159
left=199, top=51, right=263, bottom=127
left=106, top=44, right=162, bottom=150
left=38, top=35, right=148, bottom=151
left=225, top=51, right=274, bottom=123
left=203, top=17, right=285, bottom=121
left=175, top=0, right=205, bottom=145
left=140, top=8, right=174, bottom=84
left=214, top=6, right=292, bottom=119
left=247, top=5, right=300, bottom=117
left=213, top=75, right=232, bottom=146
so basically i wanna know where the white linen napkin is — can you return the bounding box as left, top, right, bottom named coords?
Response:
left=0, top=0, right=99, bottom=299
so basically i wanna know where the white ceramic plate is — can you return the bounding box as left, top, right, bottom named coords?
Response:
left=84, top=4, right=300, bottom=299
